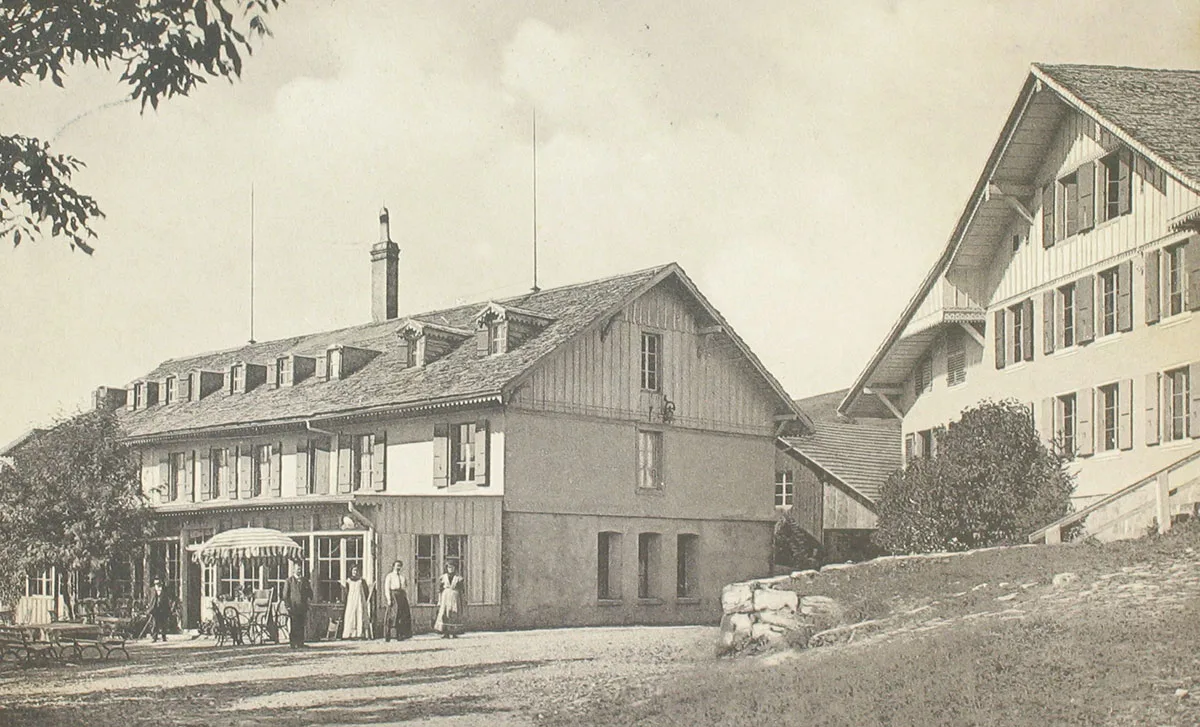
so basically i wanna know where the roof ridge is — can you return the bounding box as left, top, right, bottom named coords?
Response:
left=1035, top=62, right=1200, bottom=74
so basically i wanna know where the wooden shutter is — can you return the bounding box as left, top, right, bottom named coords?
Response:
left=1065, top=175, right=1080, bottom=237
left=1187, top=236, right=1200, bottom=312
left=1042, top=289, right=1056, bottom=355
left=266, top=362, right=278, bottom=387
left=1042, top=183, right=1055, bottom=248
left=1145, top=248, right=1161, bottom=324
left=158, top=453, right=170, bottom=502
left=1116, top=149, right=1132, bottom=216
left=337, top=436, right=353, bottom=494
left=1145, top=372, right=1161, bottom=446
left=185, top=451, right=195, bottom=502
left=1191, top=362, right=1200, bottom=439
left=314, top=438, right=331, bottom=495
left=237, top=446, right=252, bottom=499
left=993, top=309, right=1006, bottom=369
left=474, top=420, right=489, bottom=487
left=1021, top=298, right=1034, bottom=361
left=296, top=438, right=311, bottom=495
left=1116, top=260, right=1133, bottom=332
left=372, top=431, right=387, bottom=492
left=1076, top=387, right=1094, bottom=457
left=475, top=328, right=490, bottom=357
left=1075, top=275, right=1095, bottom=344
left=433, top=424, right=449, bottom=489
left=270, top=442, right=282, bottom=497
left=1039, top=397, right=1054, bottom=443
left=1077, top=160, right=1095, bottom=231
left=199, top=451, right=212, bottom=501
left=1118, top=379, right=1133, bottom=450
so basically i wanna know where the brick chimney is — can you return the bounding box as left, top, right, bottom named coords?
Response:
left=371, top=207, right=400, bottom=323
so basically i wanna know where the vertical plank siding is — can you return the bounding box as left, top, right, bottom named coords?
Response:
left=513, top=282, right=778, bottom=435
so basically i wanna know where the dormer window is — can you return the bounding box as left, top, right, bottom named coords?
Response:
left=230, top=364, right=245, bottom=393
left=398, top=319, right=470, bottom=367
left=132, top=383, right=144, bottom=410
left=276, top=357, right=288, bottom=387
left=488, top=322, right=507, bottom=355
left=325, top=349, right=339, bottom=381
left=472, top=302, right=553, bottom=357
left=164, top=376, right=177, bottom=405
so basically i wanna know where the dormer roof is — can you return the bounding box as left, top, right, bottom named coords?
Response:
left=473, top=302, right=555, bottom=329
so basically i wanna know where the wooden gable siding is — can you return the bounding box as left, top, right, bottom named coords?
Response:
left=903, top=277, right=981, bottom=337
left=988, top=110, right=1200, bottom=307
left=824, top=481, right=877, bottom=530
left=511, top=281, right=777, bottom=435
left=358, top=495, right=502, bottom=606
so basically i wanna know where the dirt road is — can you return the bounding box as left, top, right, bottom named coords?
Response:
left=0, top=625, right=715, bottom=726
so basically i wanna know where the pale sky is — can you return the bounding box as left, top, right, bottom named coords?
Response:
left=2, top=1, right=1199, bottom=446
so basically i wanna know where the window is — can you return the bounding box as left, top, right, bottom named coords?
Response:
left=1099, top=267, right=1119, bottom=337
left=252, top=443, right=271, bottom=497
left=405, top=341, right=419, bottom=368
left=1055, top=393, right=1077, bottom=460
left=313, top=534, right=364, bottom=603
left=774, top=470, right=794, bottom=508
left=676, top=534, right=699, bottom=599
left=597, top=532, right=622, bottom=600
left=185, top=373, right=196, bottom=402
left=1099, top=150, right=1131, bottom=222
left=211, top=448, right=229, bottom=499
left=350, top=434, right=373, bottom=491
left=218, top=562, right=258, bottom=600
left=165, top=376, right=177, bottom=405
left=276, top=357, right=288, bottom=387
left=415, top=534, right=467, bottom=605
left=488, top=323, right=507, bottom=355
left=168, top=451, right=187, bottom=501
left=914, top=355, right=932, bottom=396
left=1059, top=284, right=1076, bottom=348
left=133, top=383, right=144, bottom=410
left=230, top=364, right=245, bottom=393
left=904, top=429, right=935, bottom=463
left=1165, top=243, right=1186, bottom=318
left=637, top=532, right=661, bottom=600
left=640, top=332, right=662, bottom=392
left=1165, top=367, right=1191, bottom=442
left=918, top=430, right=934, bottom=459
left=26, top=569, right=53, bottom=597
left=1057, top=170, right=1079, bottom=239
left=1009, top=302, right=1024, bottom=364
left=326, top=349, right=340, bottom=380
left=946, top=329, right=966, bottom=387
left=148, top=540, right=181, bottom=590
left=1099, top=383, right=1119, bottom=452
left=637, top=430, right=664, bottom=490
left=450, top=425, right=475, bottom=485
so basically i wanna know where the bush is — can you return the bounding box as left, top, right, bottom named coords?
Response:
left=773, top=511, right=824, bottom=571
left=873, top=399, right=1075, bottom=553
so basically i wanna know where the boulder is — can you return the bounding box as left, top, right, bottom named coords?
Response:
left=799, top=595, right=842, bottom=619
left=753, top=587, right=799, bottom=613
left=721, top=582, right=755, bottom=614
left=750, top=621, right=786, bottom=643
left=757, top=608, right=805, bottom=631
left=719, top=612, right=754, bottom=647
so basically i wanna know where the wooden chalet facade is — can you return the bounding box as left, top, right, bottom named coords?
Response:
left=839, top=64, right=1200, bottom=542
left=47, top=215, right=805, bottom=631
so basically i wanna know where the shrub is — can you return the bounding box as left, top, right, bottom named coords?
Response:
left=773, top=510, right=824, bottom=570
left=873, top=399, right=1075, bottom=553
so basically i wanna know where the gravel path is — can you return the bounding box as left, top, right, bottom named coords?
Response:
left=0, top=625, right=716, bottom=727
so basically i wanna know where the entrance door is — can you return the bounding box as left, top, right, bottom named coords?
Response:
left=186, top=561, right=202, bottom=628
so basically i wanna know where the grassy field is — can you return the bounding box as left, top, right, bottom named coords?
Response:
left=547, top=523, right=1200, bottom=727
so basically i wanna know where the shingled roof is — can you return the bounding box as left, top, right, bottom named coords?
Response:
left=118, top=263, right=802, bottom=440
left=780, top=423, right=901, bottom=502
left=1037, top=64, right=1200, bottom=188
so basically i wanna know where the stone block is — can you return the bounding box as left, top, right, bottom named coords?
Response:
left=799, top=595, right=842, bottom=619
left=757, top=608, right=805, bottom=631
left=721, top=582, right=756, bottom=613
left=750, top=621, right=786, bottom=642
left=753, top=587, right=799, bottom=613
left=719, top=612, right=754, bottom=647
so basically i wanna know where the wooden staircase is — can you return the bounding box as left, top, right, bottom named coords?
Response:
left=1030, top=448, right=1200, bottom=544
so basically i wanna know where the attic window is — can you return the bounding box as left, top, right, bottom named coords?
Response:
left=488, top=322, right=507, bottom=355
left=164, top=376, right=177, bottom=405
left=230, top=364, right=245, bottom=393
left=472, top=302, right=553, bottom=357
left=325, top=349, right=340, bottom=381
left=275, top=357, right=287, bottom=387
left=133, top=383, right=144, bottom=410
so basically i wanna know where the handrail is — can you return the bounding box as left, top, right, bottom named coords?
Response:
left=1029, top=446, right=1200, bottom=542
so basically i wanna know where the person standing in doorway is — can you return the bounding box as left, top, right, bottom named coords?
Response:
left=433, top=562, right=465, bottom=639
left=147, top=578, right=174, bottom=642
left=382, top=560, right=412, bottom=641
left=282, top=561, right=312, bottom=649
left=341, top=565, right=371, bottom=639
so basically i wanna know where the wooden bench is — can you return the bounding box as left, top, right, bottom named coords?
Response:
left=0, top=625, right=61, bottom=667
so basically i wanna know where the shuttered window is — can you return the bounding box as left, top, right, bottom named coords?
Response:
left=914, top=355, right=932, bottom=396
left=1165, top=243, right=1186, bottom=318
left=1100, top=149, right=1132, bottom=222
left=252, top=444, right=271, bottom=497
left=637, top=430, right=664, bottom=490
left=1008, top=301, right=1025, bottom=364
left=168, top=452, right=186, bottom=502
left=434, top=422, right=488, bottom=488
left=210, top=448, right=228, bottom=499
left=165, top=376, right=177, bottom=405
left=414, top=534, right=467, bottom=605
left=946, top=329, right=966, bottom=387
left=1165, top=367, right=1191, bottom=442
left=1099, top=383, right=1119, bottom=452
left=1099, top=267, right=1119, bottom=337
left=1059, top=284, right=1076, bottom=347
left=1056, top=393, right=1077, bottom=460
left=1058, top=170, right=1079, bottom=238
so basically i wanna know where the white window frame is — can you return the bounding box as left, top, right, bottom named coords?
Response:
left=1098, top=383, right=1119, bottom=452
left=1165, top=367, right=1191, bottom=442
left=1164, top=243, right=1186, bottom=319
left=774, top=470, right=794, bottom=508
left=1055, top=393, right=1077, bottom=460
left=640, top=331, right=662, bottom=392
left=1099, top=267, right=1119, bottom=337
left=637, top=429, right=664, bottom=490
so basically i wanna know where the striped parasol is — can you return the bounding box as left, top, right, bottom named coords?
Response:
left=193, top=527, right=303, bottom=566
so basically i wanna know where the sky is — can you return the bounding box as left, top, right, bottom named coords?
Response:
left=2, top=1, right=1199, bottom=446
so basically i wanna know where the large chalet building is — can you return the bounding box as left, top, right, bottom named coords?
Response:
left=41, top=211, right=806, bottom=631
left=839, top=64, right=1200, bottom=542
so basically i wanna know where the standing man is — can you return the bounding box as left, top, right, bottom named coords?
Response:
left=282, top=561, right=313, bottom=649
left=147, top=578, right=174, bottom=642
left=382, top=559, right=412, bottom=642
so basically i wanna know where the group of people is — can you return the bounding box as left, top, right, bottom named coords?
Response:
left=281, top=559, right=465, bottom=648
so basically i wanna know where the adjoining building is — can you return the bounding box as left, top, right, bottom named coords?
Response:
left=13, top=209, right=808, bottom=630
left=839, top=64, right=1200, bottom=542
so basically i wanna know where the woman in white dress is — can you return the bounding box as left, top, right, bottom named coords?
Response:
left=433, top=562, right=465, bottom=638
left=341, top=566, right=371, bottom=639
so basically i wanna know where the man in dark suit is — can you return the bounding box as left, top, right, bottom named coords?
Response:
left=282, top=561, right=312, bottom=649
left=147, top=578, right=174, bottom=642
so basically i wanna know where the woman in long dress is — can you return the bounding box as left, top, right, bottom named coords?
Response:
left=341, top=566, right=371, bottom=639
left=433, top=562, right=465, bottom=638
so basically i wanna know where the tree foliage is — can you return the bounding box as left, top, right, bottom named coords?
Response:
left=0, top=410, right=152, bottom=613
left=873, top=399, right=1076, bottom=554
left=1, top=0, right=285, bottom=254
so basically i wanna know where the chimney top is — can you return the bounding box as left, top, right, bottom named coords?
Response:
left=379, top=207, right=391, bottom=243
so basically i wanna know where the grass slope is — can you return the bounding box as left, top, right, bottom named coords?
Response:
left=549, top=524, right=1200, bottom=727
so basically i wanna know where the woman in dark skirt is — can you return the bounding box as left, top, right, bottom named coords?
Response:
left=382, top=559, right=412, bottom=641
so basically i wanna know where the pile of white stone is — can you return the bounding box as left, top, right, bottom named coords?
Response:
left=719, top=572, right=842, bottom=650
